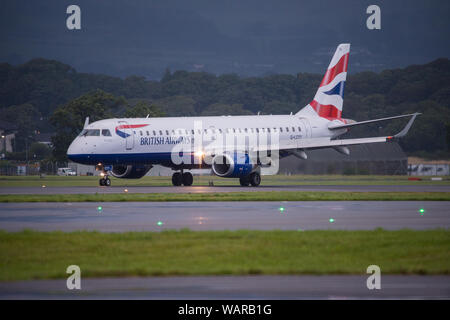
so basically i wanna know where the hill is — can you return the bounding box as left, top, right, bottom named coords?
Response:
left=0, top=58, right=448, bottom=159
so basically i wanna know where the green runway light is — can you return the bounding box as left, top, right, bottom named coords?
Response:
left=157, top=221, right=164, bottom=226
left=97, top=206, right=102, bottom=211
left=329, top=218, right=335, bottom=223
left=419, top=208, right=425, bottom=215
left=279, top=207, right=285, bottom=213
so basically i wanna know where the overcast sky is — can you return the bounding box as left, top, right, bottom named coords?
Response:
left=1, top=0, right=449, bottom=78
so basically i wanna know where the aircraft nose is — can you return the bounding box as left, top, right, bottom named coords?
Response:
left=67, top=138, right=82, bottom=160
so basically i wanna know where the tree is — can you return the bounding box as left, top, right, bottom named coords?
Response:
left=201, top=103, right=253, bottom=116
left=50, top=90, right=126, bottom=160
left=29, top=142, right=52, bottom=160
left=0, top=103, right=41, bottom=151
left=262, top=101, right=298, bottom=115
left=154, top=95, right=197, bottom=116
left=123, top=100, right=165, bottom=118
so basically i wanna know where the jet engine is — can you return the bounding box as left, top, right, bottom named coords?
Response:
left=110, top=165, right=152, bottom=179
left=211, top=153, right=255, bottom=178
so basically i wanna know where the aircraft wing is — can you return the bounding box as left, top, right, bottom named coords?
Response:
left=255, top=112, right=419, bottom=153
left=328, top=113, right=420, bottom=130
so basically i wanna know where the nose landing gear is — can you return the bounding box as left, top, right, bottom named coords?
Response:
left=96, top=163, right=111, bottom=187
left=99, top=175, right=111, bottom=187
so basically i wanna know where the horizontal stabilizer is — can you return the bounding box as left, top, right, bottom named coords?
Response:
left=328, top=113, right=420, bottom=130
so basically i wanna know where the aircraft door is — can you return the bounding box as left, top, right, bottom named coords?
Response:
left=297, top=118, right=312, bottom=148
left=118, top=121, right=134, bottom=150
left=298, top=118, right=312, bottom=139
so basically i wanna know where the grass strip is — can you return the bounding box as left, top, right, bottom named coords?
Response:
left=0, top=191, right=449, bottom=202
left=0, top=175, right=449, bottom=187
left=0, top=229, right=449, bottom=281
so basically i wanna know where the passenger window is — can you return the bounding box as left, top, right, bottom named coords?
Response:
left=292, top=127, right=295, bottom=132
left=233, top=128, right=236, bottom=133
left=191, top=129, right=195, bottom=134
left=146, top=131, right=149, bottom=136
left=159, top=130, right=163, bottom=135
left=280, top=127, right=283, bottom=132
left=166, top=130, right=169, bottom=135
left=267, top=128, right=271, bottom=133
left=286, top=127, right=289, bottom=132
left=153, top=130, right=156, bottom=135
left=140, top=131, right=143, bottom=136
left=298, top=127, right=301, bottom=131
left=101, top=129, right=111, bottom=136
left=256, top=128, right=259, bottom=133
left=244, top=128, right=248, bottom=133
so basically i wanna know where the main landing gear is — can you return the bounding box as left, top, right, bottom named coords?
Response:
left=172, top=171, right=193, bottom=186
left=99, top=174, right=111, bottom=187
left=239, top=172, right=261, bottom=187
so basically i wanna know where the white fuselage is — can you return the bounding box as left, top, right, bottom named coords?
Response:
left=67, top=113, right=345, bottom=168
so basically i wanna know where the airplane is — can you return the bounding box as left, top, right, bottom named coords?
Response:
left=67, top=43, right=420, bottom=187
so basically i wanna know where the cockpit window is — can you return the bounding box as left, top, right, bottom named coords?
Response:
left=79, top=129, right=100, bottom=137
left=102, top=129, right=112, bottom=136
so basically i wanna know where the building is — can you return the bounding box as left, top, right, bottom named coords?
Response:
left=0, top=120, right=17, bottom=156
left=407, top=157, right=450, bottom=176
left=279, top=142, right=408, bottom=175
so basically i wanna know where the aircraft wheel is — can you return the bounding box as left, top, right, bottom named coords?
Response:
left=172, top=172, right=183, bottom=186
left=182, top=172, right=193, bottom=186
left=104, top=178, right=111, bottom=187
left=239, top=176, right=250, bottom=186
left=249, top=172, right=261, bottom=187
left=99, top=179, right=104, bottom=186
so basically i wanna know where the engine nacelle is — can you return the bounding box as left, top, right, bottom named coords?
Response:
left=110, top=165, right=152, bottom=179
left=211, top=153, right=255, bottom=178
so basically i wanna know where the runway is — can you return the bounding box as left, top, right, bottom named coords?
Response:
left=1, top=184, right=449, bottom=194
left=0, top=201, right=448, bottom=232
left=0, top=275, right=449, bottom=299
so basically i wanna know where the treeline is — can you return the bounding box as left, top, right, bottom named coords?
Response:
left=0, top=58, right=449, bottom=160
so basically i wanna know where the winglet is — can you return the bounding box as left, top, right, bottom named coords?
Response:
left=392, top=113, right=420, bottom=139
left=83, top=117, right=89, bottom=128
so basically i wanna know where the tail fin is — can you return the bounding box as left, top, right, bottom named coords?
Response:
left=297, top=43, right=350, bottom=120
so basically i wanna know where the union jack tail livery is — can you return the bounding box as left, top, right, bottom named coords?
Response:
left=297, top=43, right=350, bottom=120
